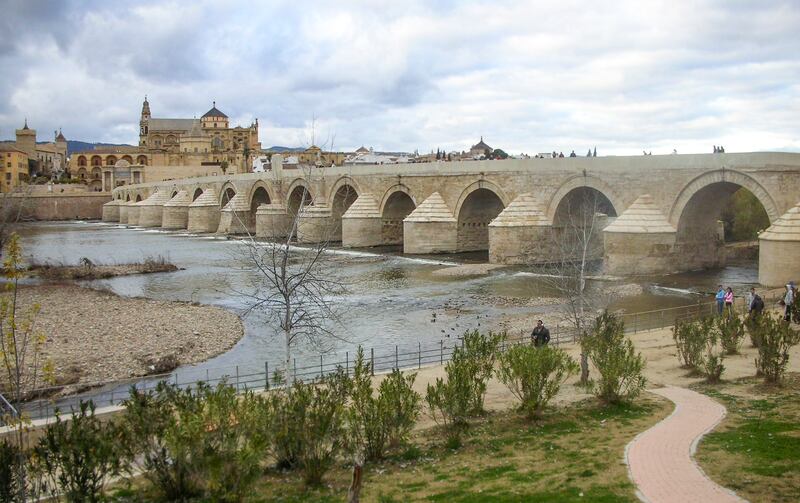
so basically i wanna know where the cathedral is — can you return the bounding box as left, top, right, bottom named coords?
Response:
left=71, top=98, right=261, bottom=189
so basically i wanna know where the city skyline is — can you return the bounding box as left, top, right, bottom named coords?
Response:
left=1, top=0, right=799, bottom=155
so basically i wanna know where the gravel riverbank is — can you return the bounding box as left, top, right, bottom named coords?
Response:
left=16, top=284, right=243, bottom=394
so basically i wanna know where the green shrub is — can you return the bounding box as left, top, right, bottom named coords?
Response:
left=583, top=312, right=647, bottom=405
left=122, top=381, right=268, bottom=502
left=673, top=317, right=711, bottom=368
left=702, top=332, right=726, bottom=384
left=35, top=401, right=125, bottom=503
left=716, top=314, right=745, bottom=355
left=0, top=439, right=25, bottom=503
left=347, top=348, right=421, bottom=461
left=459, top=330, right=505, bottom=414
left=122, top=382, right=204, bottom=500
left=425, top=351, right=475, bottom=446
left=269, top=383, right=308, bottom=470
left=497, top=344, right=579, bottom=418
left=379, top=367, right=421, bottom=448
left=292, top=377, right=347, bottom=486
left=753, top=313, right=800, bottom=384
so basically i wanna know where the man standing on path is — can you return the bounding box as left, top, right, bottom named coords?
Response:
left=531, top=320, right=551, bottom=347
left=715, top=285, right=725, bottom=315
left=783, top=282, right=795, bottom=322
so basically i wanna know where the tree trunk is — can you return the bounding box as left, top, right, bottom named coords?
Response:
left=284, top=327, right=292, bottom=384
left=347, top=462, right=363, bottom=503
left=580, top=352, right=589, bottom=384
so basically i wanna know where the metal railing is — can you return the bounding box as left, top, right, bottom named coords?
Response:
left=10, top=298, right=756, bottom=422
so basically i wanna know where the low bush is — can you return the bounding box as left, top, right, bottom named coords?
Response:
left=716, top=314, right=745, bottom=355
left=702, top=333, right=726, bottom=384
left=35, top=401, right=125, bottom=502
left=673, top=317, right=711, bottom=369
left=347, top=348, right=421, bottom=461
left=292, top=378, right=347, bottom=486
left=425, top=351, right=475, bottom=446
left=497, top=344, right=579, bottom=418
left=0, top=439, right=26, bottom=503
left=583, top=312, right=646, bottom=405
left=459, top=329, right=505, bottom=414
left=123, top=381, right=268, bottom=502
left=753, top=313, right=800, bottom=384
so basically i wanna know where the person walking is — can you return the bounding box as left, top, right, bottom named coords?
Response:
left=783, top=282, right=795, bottom=322
left=724, top=287, right=734, bottom=316
left=531, top=320, right=551, bottom=347
left=748, top=287, right=764, bottom=319
left=715, top=285, right=725, bottom=315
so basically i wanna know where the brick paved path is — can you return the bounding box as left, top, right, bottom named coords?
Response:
left=625, top=386, right=747, bottom=503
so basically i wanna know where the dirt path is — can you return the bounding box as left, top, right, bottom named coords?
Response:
left=625, top=386, right=747, bottom=503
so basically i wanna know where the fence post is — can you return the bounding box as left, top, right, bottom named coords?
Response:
left=206, top=368, right=210, bottom=383
left=346, top=352, right=349, bottom=375
left=110, top=389, right=115, bottom=407
left=440, top=340, right=443, bottom=364
left=320, top=354, right=323, bottom=378
left=265, top=361, right=269, bottom=390
left=235, top=365, right=240, bottom=392
left=395, top=345, right=399, bottom=370
left=371, top=347, right=375, bottom=376
left=293, top=358, right=297, bottom=382
left=418, top=341, right=421, bottom=369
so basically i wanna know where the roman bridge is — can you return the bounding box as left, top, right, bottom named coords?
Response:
left=105, top=152, right=800, bottom=286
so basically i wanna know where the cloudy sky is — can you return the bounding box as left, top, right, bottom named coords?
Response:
left=1, top=0, right=798, bottom=155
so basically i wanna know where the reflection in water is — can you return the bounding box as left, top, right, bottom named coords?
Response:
left=17, top=222, right=759, bottom=384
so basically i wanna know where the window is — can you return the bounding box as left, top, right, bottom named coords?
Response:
left=5, top=173, right=10, bottom=181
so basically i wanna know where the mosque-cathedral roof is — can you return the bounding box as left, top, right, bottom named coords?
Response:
left=202, top=101, right=228, bottom=119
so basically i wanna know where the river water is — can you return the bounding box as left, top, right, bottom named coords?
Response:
left=17, top=221, right=759, bottom=407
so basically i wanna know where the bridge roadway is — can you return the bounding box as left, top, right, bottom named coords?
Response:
left=106, top=152, right=800, bottom=286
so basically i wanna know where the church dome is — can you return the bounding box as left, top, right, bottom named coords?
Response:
left=202, top=101, right=228, bottom=119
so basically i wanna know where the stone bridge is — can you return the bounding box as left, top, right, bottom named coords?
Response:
left=106, top=152, right=800, bottom=286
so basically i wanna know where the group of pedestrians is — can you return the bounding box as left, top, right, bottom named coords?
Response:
left=716, top=282, right=797, bottom=322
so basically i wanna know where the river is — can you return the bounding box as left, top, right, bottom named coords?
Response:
left=16, top=221, right=759, bottom=412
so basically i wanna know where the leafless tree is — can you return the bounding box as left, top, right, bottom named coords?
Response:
left=230, top=164, right=350, bottom=383
left=0, top=186, right=34, bottom=259
left=539, top=189, right=616, bottom=383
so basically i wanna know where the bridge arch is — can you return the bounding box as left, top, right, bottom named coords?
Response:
left=220, top=182, right=236, bottom=208
left=135, top=194, right=142, bottom=202
left=546, top=175, right=624, bottom=224
left=454, top=181, right=508, bottom=252
left=192, top=187, right=204, bottom=201
left=248, top=181, right=273, bottom=214
left=379, top=184, right=417, bottom=245
left=668, top=169, right=779, bottom=227
left=330, top=177, right=359, bottom=241
left=286, top=179, right=314, bottom=217
left=669, top=169, right=778, bottom=270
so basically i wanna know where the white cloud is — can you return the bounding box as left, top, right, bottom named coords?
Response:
left=0, top=0, right=798, bottom=155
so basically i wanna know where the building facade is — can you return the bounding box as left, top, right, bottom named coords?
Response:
left=70, top=98, right=262, bottom=191
left=0, top=120, right=68, bottom=180
left=0, top=144, right=29, bottom=192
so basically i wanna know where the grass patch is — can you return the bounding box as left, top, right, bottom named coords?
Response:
left=233, top=395, right=669, bottom=502
left=695, top=373, right=800, bottom=502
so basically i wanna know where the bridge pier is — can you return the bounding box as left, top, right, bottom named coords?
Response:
left=187, top=189, right=220, bottom=233
left=102, top=199, right=122, bottom=222
left=758, top=201, right=800, bottom=287
left=403, top=192, right=457, bottom=254
left=217, top=193, right=252, bottom=235
left=488, top=193, right=550, bottom=264
left=139, top=190, right=172, bottom=227
left=297, top=205, right=334, bottom=243
left=255, top=204, right=289, bottom=238
left=128, top=201, right=142, bottom=226
left=603, top=195, right=677, bottom=275
left=342, top=194, right=382, bottom=247
left=162, top=190, right=191, bottom=229
left=119, top=201, right=130, bottom=224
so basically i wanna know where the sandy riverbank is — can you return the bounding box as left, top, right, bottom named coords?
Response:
left=15, top=284, right=243, bottom=394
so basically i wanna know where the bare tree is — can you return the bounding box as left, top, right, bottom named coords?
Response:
left=539, top=189, right=615, bottom=383
left=231, top=164, right=350, bottom=383
left=0, top=186, right=35, bottom=259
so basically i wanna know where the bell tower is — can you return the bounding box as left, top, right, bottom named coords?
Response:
left=139, top=96, right=151, bottom=146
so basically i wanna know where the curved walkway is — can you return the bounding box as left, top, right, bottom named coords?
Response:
left=625, top=386, right=747, bottom=503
